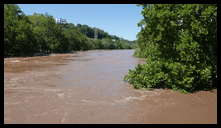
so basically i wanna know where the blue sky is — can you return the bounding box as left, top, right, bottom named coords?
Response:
left=18, top=4, right=143, bottom=41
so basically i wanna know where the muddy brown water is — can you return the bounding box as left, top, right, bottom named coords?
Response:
left=4, top=50, right=217, bottom=124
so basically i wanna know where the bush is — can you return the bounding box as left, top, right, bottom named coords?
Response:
left=125, top=4, right=217, bottom=93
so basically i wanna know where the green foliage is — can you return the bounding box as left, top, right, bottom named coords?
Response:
left=4, top=4, right=38, bottom=56
left=125, top=4, right=217, bottom=93
left=4, top=4, right=135, bottom=57
left=76, top=24, right=111, bottom=39
left=28, top=13, right=68, bottom=53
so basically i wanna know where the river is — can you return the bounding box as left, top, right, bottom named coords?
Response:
left=4, top=50, right=217, bottom=124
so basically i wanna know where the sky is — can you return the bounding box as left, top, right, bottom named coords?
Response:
left=18, top=4, right=143, bottom=41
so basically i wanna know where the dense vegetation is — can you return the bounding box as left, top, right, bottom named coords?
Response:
left=4, top=4, right=135, bottom=57
left=124, top=4, right=217, bottom=93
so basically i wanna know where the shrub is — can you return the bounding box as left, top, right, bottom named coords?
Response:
left=125, top=4, right=217, bottom=93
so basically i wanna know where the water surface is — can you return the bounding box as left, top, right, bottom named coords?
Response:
left=4, top=50, right=217, bottom=124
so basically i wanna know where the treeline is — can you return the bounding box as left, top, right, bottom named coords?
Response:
left=4, top=4, right=135, bottom=57
left=124, top=4, right=217, bottom=93
left=76, top=24, right=113, bottom=39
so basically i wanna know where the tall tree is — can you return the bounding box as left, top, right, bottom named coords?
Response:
left=125, top=4, right=217, bottom=93
left=4, top=4, right=37, bottom=56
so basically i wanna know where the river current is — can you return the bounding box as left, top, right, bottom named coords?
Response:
left=4, top=50, right=217, bottom=124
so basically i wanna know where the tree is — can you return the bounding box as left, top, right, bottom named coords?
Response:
left=125, top=4, right=217, bottom=93
left=28, top=13, right=69, bottom=53
left=4, top=4, right=134, bottom=57
left=4, top=4, right=37, bottom=56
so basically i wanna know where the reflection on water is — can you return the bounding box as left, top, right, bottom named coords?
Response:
left=4, top=50, right=217, bottom=124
